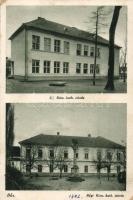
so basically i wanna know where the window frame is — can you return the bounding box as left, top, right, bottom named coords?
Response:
left=83, top=63, right=88, bottom=74
left=84, top=165, right=88, bottom=173
left=64, top=165, right=68, bottom=173
left=84, top=45, right=88, bottom=56
left=85, top=153, right=89, bottom=159
left=44, top=60, right=50, bottom=73
left=54, top=61, right=60, bottom=73
left=63, top=62, right=69, bottom=74
left=38, top=149, right=43, bottom=159
left=90, top=64, right=94, bottom=74
left=32, top=35, right=40, bottom=50
left=44, top=37, right=51, bottom=52
left=107, top=151, right=112, bottom=161
left=32, top=59, right=40, bottom=74
left=49, top=149, right=54, bottom=158
left=97, top=150, right=102, bottom=161
left=64, top=41, right=70, bottom=54
left=76, top=63, right=81, bottom=74
left=77, top=44, right=82, bottom=56
left=54, top=40, right=61, bottom=53
left=90, top=46, right=95, bottom=57
left=76, top=153, right=79, bottom=159
left=64, top=151, right=68, bottom=159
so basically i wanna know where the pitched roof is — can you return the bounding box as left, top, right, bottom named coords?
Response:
left=9, top=17, right=120, bottom=48
left=19, top=134, right=124, bottom=149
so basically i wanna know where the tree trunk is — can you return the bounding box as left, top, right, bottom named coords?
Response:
left=105, top=6, right=122, bottom=91
left=60, top=169, right=63, bottom=178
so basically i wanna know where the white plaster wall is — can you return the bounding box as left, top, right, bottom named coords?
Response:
left=26, top=30, right=120, bottom=77
left=11, top=29, right=25, bottom=76
left=20, top=144, right=123, bottom=174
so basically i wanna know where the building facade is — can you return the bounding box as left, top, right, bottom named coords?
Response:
left=19, top=133, right=125, bottom=176
left=9, top=17, right=120, bottom=80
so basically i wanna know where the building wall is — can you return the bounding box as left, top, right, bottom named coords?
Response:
left=20, top=144, right=124, bottom=175
left=11, top=29, right=25, bottom=76
left=11, top=29, right=119, bottom=79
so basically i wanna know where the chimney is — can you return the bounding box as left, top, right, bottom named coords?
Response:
left=57, top=132, right=60, bottom=136
left=88, top=134, right=91, bottom=138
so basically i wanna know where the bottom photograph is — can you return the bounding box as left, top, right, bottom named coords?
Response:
left=6, top=103, right=126, bottom=191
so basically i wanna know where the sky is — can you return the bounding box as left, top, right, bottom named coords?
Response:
left=13, top=103, right=127, bottom=146
left=6, top=6, right=127, bottom=57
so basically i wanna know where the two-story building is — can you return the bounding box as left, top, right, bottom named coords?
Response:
left=19, top=133, right=125, bottom=176
left=9, top=17, right=120, bottom=80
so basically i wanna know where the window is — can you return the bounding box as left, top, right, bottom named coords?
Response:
left=38, top=149, right=43, bottom=158
left=32, top=35, right=40, bottom=50
left=63, top=62, right=69, bottom=74
left=64, top=165, right=68, bottom=172
left=90, top=64, right=100, bottom=74
left=64, top=41, right=70, bottom=54
left=117, top=152, right=121, bottom=161
left=83, top=64, right=88, bottom=74
left=54, top=40, right=60, bottom=52
left=77, top=44, right=82, bottom=55
left=84, top=165, right=88, bottom=173
left=97, top=150, right=102, bottom=161
left=54, top=61, right=60, bottom=73
left=85, top=153, right=89, bottom=159
left=90, top=64, right=94, bottom=74
left=96, top=64, right=100, bottom=74
left=32, top=60, right=40, bottom=73
left=97, top=48, right=100, bottom=57
left=38, top=165, right=42, bottom=172
left=76, top=63, right=81, bottom=74
left=44, top=38, right=51, bottom=52
left=84, top=45, right=88, bottom=56
left=90, top=47, right=94, bottom=57
left=49, top=149, right=54, bottom=158
left=44, top=60, right=50, bottom=73
left=76, top=153, right=78, bottom=159
left=26, top=148, right=31, bottom=159
left=107, top=151, right=112, bottom=160
left=64, top=151, right=68, bottom=159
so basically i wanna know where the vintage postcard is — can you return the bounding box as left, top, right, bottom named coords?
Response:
left=0, top=0, right=133, bottom=200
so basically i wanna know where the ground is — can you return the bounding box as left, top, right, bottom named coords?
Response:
left=23, top=176, right=126, bottom=190
left=6, top=79, right=127, bottom=93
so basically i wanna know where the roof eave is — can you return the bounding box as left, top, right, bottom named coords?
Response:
left=9, top=24, right=26, bottom=40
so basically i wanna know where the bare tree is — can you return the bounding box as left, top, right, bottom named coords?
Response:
left=45, top=145, right=72, bottom=178
left=22, top=145, right=39, bottom=176
left=105, top=6, right=122, bottom=90
left=86, top=6, right=111, bottom=86
left=93, top=149, right=116, bottom=181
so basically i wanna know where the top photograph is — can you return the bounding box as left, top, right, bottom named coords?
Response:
left=6, top=6, right=127, bottom=93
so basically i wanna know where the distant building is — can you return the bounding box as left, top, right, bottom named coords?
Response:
left=9, top=146, right=21, bottom=170
left=9, top=17, right=120, bottom=80
left=6, top=57, right=14, bottom=78
left=19, top=133, right=125, bottom=176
